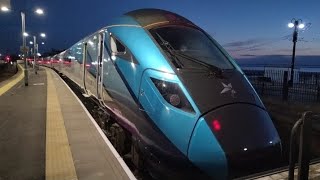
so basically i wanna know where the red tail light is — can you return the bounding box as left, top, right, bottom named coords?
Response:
left=212, top=120, right=221, bottom=131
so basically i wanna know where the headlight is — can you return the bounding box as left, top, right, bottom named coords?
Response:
left=151, top=78, right=194, bottom=113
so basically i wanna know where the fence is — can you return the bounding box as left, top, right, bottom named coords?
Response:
left=242, top=66, right=320, bottom=103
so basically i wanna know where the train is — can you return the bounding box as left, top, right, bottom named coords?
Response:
left=44, top=9, right=282, bottom=180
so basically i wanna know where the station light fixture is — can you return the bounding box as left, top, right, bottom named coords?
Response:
left=1, top=6, right=9, bottom=12
left=298, top=23, right=305, bottom=29
left=288, top=23, right=294, bottom=28
left=287, top=18, right=306, bottom=86
left=35, top=8, right=44, bottom=15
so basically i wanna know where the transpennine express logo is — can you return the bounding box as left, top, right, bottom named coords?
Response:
left=220, top=82, right=236, bottom=98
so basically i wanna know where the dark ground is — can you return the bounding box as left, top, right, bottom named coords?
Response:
left=0, top=63, right=18, bottom=83
left=262, top=97, right=320, bottom=164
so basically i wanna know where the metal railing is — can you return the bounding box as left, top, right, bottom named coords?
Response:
left=288, top=111, right=318, bottom=180
left=242, top=67, right=320, bottom=103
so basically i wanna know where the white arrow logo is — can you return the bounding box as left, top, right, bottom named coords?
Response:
left=220, top=83, right=236, bottom=97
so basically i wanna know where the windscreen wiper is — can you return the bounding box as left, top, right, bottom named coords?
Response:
left=173, top=51, right=223, bottom=76
left=155, top=33, right=184, bottom=68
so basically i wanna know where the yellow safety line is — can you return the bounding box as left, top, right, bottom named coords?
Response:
left=0, top=64, right=24, bottom=96
left=45, top=69, right=78, bottom=180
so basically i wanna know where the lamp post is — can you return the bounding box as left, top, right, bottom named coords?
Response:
left=21, top=8, right=44, bottom=85
left=1, top=6, right=44, bottom=86
left=33, top=36, right=37, bottom=73
left=21, top=11, right=28, bottom=86
left=288, top=18, right=305, bottom=86
left=32, top=33, right=46, bottom=74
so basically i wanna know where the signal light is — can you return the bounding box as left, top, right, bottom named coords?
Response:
left=212, top=120, right=221, bottom=131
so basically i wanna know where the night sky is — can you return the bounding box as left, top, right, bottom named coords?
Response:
left=0, top=0, right=320, bottom=63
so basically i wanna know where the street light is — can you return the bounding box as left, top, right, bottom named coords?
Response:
left=41, top=42, right=45, bottom=45
left=288, top=18, right=305, bottom=86
left=20, top=8, right=45, bottom=86
left=35, top=8, right=44, bottom=15
left=1, top=6, right=9, bottom=12
left=23, top=32, right=29, bottom=37
left=29, top=32, right=46, bottom=74
left=1, top=6, right=45, bottom=85
left=29, top=41, right=33, bottom=45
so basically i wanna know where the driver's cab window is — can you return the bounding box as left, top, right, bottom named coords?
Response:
left=110, top=36, right=125, bottom=54
left=110, top=35, right=138, bottom=64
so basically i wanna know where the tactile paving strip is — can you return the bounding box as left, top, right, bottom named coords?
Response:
left=45, top=69, right=78, bottom=180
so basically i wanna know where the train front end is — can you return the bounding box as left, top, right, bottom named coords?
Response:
left=124, top=9, right=282, bottom=179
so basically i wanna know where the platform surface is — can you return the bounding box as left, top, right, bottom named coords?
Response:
left=0, top=66, right=134, bottom=180
left=253, top=162, right=320, bottom=180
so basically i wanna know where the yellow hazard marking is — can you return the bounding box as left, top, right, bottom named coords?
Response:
left=0, top=64, right=24, bottom=96
left=45, top=69, right=78, bottom=180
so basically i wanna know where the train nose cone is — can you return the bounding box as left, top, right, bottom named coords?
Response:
left=188, top=103, right=282, bottom=179
left=204, top=103, right=282, bottom=178
left=188, top=117, right=229, bottom=180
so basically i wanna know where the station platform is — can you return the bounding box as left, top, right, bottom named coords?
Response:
left=0, top=65, right=135, bottom=180
left=252, top=162, right=320, bottom=180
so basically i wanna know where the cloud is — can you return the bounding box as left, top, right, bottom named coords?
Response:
left=223, top=34, right=292, bottom=54
left=224, top=39, right=265, bottom=48
left=239, top=54, right=257, bottom=57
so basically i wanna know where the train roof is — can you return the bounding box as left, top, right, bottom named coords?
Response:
left=124, top=9, right=195, bottom=29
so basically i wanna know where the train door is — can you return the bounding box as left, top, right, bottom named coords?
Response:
left=82, top=42, right=88, bottom=92
left=100, top=30, right=113, bottom=103
left=84, top=34, right=99, bottom=97
left=96, top=32, right=105, bottom=100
